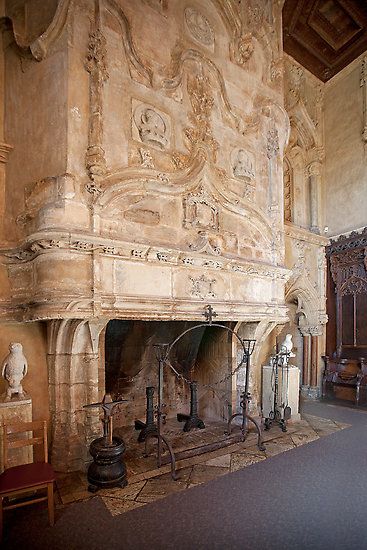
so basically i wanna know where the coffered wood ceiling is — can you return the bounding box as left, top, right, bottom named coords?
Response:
left=283, top=0, right=367, bottom=81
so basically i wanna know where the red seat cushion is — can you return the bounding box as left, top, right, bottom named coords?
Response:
left=0, top=462, right=55, bottom=494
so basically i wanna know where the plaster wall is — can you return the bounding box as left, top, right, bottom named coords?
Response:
left=324, top=53, right=367, bottom=237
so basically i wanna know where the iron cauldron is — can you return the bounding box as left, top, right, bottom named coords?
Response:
left=87, top=435, right=127, bottom=492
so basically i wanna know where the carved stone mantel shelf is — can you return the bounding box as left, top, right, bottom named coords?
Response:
left=0, top=231, right=290, bottom=323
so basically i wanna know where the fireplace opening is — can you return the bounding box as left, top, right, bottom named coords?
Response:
left=104, top=320, right=236, bottom=430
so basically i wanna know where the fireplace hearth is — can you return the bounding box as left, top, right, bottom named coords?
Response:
left=104, top=314, right=265, bottom=479
left=105, top=319, right=236, bottom=431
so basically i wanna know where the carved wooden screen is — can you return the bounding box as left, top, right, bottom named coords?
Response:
left=327, top=229, right=367, bottom=358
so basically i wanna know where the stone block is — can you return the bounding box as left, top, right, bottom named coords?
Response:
left=0, top=396, right=33, bottom=471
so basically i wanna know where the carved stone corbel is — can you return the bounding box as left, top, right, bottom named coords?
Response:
left=5, top=0, right=73, bottom=61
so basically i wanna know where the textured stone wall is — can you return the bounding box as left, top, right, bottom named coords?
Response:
left=324, top=52, right=367, bottom=237
left=283, top=55, right=328, bottom=395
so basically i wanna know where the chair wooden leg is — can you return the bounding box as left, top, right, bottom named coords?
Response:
left=47, top=483, right=55, bottom=526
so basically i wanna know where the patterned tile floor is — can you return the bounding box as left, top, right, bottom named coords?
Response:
left=55, top=414, right=350, bottom=517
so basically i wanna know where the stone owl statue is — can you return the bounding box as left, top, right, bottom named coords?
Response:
left=1, top=342, right=28, bottom=400
left=279, top=334, right=296, bottom=367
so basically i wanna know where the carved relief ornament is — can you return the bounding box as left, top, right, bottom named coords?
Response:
left=283, top=160, right=292, bottom=222
left=189, top=274, right=217, bottom=300
left=184, top=8, right=214, bottom=47
left=266, top=127, right=279, bottom=159
left=232, top=148, right=255, bottom=180
left=163, top=46, right=257, bottom=137
left=232, top=33, right=254, bottom=66
left=85, top=25, right=109, bottom=182
left=330, top=249, right=367, bottom=296
left=183, top=186, right=219, bottom=232
left=185, top=74, right=218, bottom=158
left=139, top=148, right=155, bottom=168
left=133, top=104, right=170, bottom=150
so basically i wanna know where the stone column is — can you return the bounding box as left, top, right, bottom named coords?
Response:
left=309, top=327, right=322, bottom=398
left=47, top=318, right=107, bottom=472
left=302, top=333, right=311, bottom=387
left=307, top=161, right=322, bottom=234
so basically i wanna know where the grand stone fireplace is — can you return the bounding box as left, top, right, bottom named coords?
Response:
left=0, top=0, right=312, bottom=473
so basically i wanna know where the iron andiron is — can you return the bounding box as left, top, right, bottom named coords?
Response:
left=143, top=344, right=178, bottom=481
left=177, top=380, right=205, bottom=432
left=135, top=386, right=158, bottom=442
left=84, top=393, right=128, bottom=492
left=226, top=338, right=266, bottom=451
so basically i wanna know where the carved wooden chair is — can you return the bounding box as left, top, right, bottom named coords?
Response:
left=0, top=420, right=55, bottom=539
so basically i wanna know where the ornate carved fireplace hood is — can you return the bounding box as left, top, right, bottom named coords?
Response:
left=3, top=152, right=290, bottom=323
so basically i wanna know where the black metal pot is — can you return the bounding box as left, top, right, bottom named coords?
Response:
left=87, top=436, right=127, bottom=492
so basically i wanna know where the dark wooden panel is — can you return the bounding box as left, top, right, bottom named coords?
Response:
left=342, top=294, right=354, bottom=345
left=326, top=227, right=367, bottom=363
left=356, top=293, right=367, bottom=345
left=283, top=0, right=367, bottom=81
left=326, top=257, right=337, bottom=356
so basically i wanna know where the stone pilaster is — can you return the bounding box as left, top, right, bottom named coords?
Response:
left=307, top=160, right=322, bottom=234
left=0, top=142, right=13, bottom=240
left=47, top=318, right=107, bottom=472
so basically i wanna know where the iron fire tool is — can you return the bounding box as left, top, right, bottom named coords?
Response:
left=175, top=304, right=210, bottom=432
left=135, top=386, right=158, bottom=442
left=264, top=350, right=291, bottom=433
left=143, top=343, right=178, bottom=481
left=226, top=338, right=266, bottom=451
left=83, top=393, right=128, bottom=492
left=177, top=380, right=205, bottom=431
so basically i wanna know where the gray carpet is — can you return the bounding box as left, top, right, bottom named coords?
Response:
left=3, top=401, right=367, bottom=550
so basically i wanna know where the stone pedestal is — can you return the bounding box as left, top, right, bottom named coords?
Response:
left=262, top=365, right=301, bottom=422
left=0, top=395, right=33, bottom=472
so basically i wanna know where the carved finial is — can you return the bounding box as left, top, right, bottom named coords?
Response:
left=204, top=304, right=217, bottom=324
